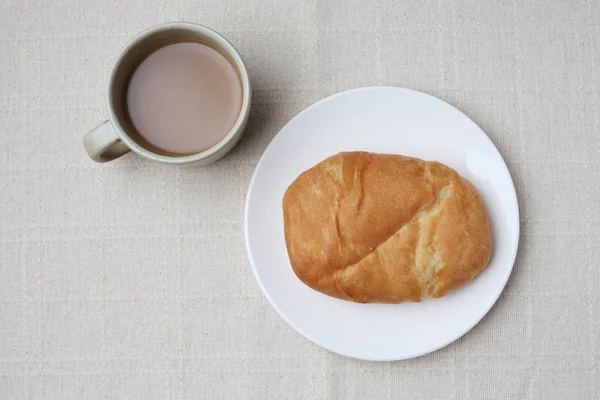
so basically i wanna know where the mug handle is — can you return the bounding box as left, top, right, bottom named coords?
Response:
left=83, top=120, right=131, bottom=163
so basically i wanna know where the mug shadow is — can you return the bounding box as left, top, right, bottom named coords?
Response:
left=211, top=64, right=287, bottom=168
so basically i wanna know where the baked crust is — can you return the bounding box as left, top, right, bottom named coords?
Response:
left=282, top=152, right=492, bottom=303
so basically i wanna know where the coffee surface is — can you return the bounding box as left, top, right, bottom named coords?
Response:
left=126, top=42, right=242, bottom=154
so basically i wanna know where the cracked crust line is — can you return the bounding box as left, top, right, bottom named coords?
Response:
left=354, top=155, right=370, bottom=215
left=411, top=219, right=427, bottom=295
left=411, top=184, right=451, bottom=297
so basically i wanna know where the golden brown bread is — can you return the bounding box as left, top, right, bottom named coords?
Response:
left=282, top=152, right=492, bottom=303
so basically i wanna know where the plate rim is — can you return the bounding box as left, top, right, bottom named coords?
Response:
left=244, top=86, right=520, bottom=361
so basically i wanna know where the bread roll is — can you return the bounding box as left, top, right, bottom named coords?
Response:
left=282, top=152, right=492, bottom=303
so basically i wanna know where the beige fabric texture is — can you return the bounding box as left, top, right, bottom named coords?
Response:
left=1, top=0, right=599, bottom=398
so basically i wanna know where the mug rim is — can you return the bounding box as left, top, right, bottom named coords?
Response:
left=105, top=22, right=252, bottom=165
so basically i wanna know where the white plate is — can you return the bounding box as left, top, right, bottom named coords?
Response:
left=244, top=87, right=519, bottom=361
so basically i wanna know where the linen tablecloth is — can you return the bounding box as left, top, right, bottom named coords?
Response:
left=1, top=0, right=598, bottom=398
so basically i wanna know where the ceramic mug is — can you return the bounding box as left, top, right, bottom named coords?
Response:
left=83, top=22, right=251, bottom=165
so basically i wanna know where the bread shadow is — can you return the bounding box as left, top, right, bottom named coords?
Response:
left=420, top=162, right=525, bottom=362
